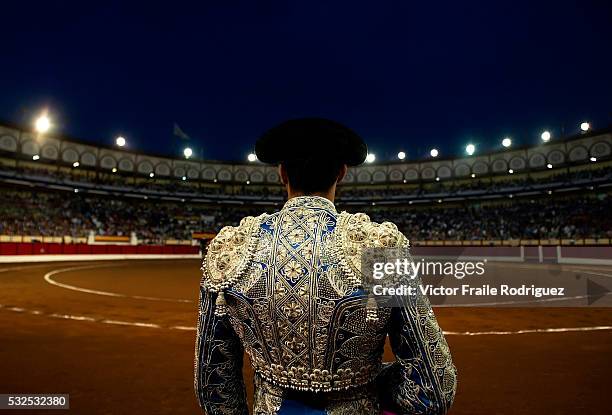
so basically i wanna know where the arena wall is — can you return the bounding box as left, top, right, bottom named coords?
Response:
left=2, top=242, right=611, bottom=265
left=410, top=245, right=612, bottom=266
left=0, top=242, right=199, bottom=263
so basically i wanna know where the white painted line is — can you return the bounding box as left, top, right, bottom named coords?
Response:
left=45, top=268, right=125, bottom=298
left=2, top=302, right=610, bottom=336
left=131, top=295, right=192, bottom=303
left=50, top=313, right=96, bottom=322
left=444, top=326, right=612, bottom=336
left=43, top=264, right=194, bottom=303
left=101, top=319, right=161, bottom=328
left=1, top=303, right=164, bottom=329
left=171, top=325, right=197, bottom=331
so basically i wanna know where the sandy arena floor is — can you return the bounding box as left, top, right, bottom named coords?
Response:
left=0, top=259, right=611, bottom=414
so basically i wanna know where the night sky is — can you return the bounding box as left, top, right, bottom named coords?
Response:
left=2, top=1, right=611, bottom=162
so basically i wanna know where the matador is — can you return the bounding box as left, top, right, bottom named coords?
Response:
left=195, top=118, right=457, bottom=414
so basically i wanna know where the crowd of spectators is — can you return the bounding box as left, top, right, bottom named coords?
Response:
left=0, top=186, right=610, bottom=242
left=368, top=195, right=612, bottom=240
left=0, top=188, right=257, bottom=242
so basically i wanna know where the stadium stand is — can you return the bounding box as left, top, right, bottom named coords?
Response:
left=0, top=184, right=610, bottom=242
left=1, top=122, right=611, bottom=247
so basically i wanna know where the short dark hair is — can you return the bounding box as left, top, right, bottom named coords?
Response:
left=282, top=158, right=344, bottom=194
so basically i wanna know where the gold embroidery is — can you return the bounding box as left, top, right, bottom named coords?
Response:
left=333, top=211, right=410, bottom=288
left=253, top=375, right=283, bottom=415
left=326, top=397, right=379, bottom=415
left=201, top=214, right=265, bottom=292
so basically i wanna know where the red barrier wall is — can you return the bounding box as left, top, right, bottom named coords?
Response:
left=412, top=246, right=521, bottom=257
left=523, top=246, right=539, bottom=260
left=561, top=246, right=612, bottom=260
left=2, top=242, right=609, bottom=264
left=0, top=242, right=199, bottom=256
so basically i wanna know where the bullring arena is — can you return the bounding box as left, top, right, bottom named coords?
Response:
left=1, top=122, right=612, bottom=413
left=1, top=258, right=611, bottom=414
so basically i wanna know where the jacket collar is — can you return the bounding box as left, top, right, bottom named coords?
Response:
left=282, top=195, right=337, bottom=212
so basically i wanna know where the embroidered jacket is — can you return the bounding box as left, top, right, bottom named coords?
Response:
left=195, top=196, right=456, bottom=414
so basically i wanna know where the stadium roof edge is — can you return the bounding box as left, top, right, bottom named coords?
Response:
left=0, top=119, right=241, bottom=166
left=1, top=119, right=610, bottom=167
left=374, top=125, right=612, bottom=167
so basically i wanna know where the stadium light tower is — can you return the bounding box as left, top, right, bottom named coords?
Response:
left=430, top=148, right=439, bottom=158
left=541, top=130, right=551, bottom=142
left=397, top=151, right=406, bottom=160
left=580, top=122, right=590, bottom=132
left=247, top=153, right=257, bottom=162
left=35, top=114, right=51, bottom=134
left=183, top=147, right=193, bottom=159
left=465, top=143, right=475, bottom=156
left=115, top=136, right=126, bottom=147
left=502, top=137, right=512, bottom=148
left=365, top=153, right=376, bottom=163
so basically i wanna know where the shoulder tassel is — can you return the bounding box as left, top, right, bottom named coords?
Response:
left=366, top=296, right=378, bottom=323
left=214, top=291, right=228, bottom=317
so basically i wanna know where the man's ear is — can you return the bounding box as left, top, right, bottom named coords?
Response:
left=279, top=164, right=289, bottom=186
left=336, top=164, right=348, bottom=183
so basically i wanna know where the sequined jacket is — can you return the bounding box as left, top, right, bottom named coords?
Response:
left=195, top=196, right=457, bottom=414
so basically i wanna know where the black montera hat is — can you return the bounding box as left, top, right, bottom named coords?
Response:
left=255, top=118, right=368, bottom=166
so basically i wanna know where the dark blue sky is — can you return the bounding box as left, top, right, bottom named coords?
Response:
left=2, top=1, right=611, bottom=162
